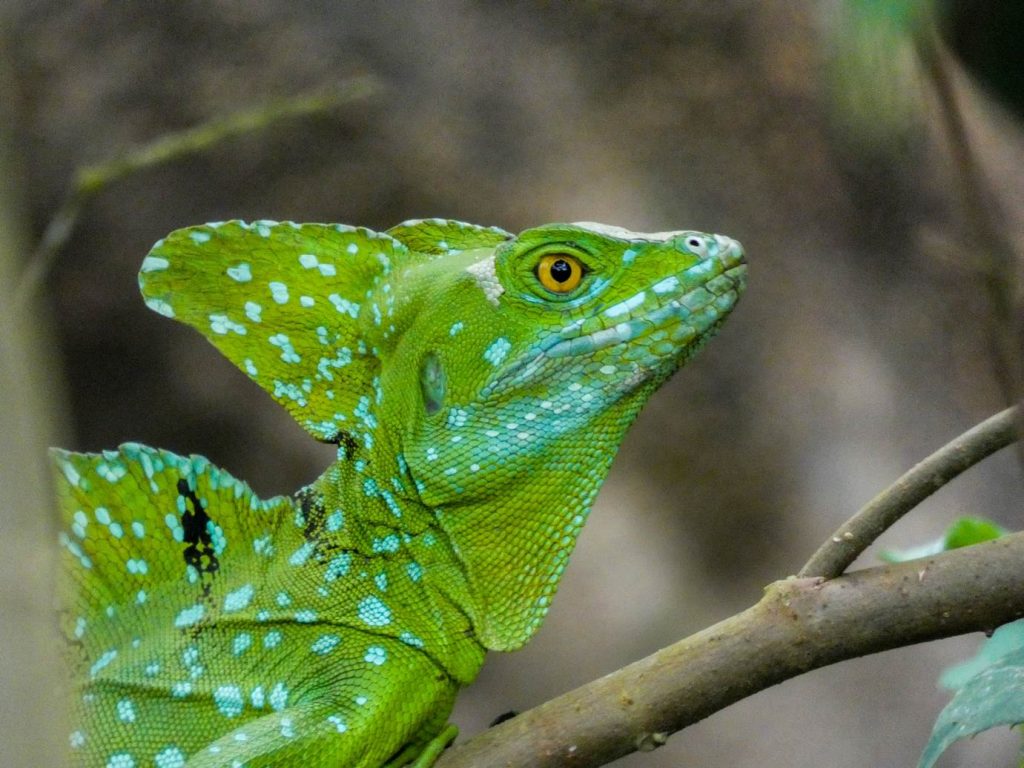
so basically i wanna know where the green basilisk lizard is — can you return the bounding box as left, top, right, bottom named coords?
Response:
left=53, top=218, right=746, bottom=767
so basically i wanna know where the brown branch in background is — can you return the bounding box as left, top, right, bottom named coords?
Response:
left=798, top=405, right=1018, bottom=579
left=7, top=74, right=380, bottom=318
left=437, top=533, right=1024, bottom=768
left=914, top=21, right=1024, bottom=434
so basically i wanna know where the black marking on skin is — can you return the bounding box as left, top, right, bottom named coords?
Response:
left=328, top=430, right=360, bottom=459
left=297, top=487, right=328, bottom=547
left=177, top=478, right=219, bottom=588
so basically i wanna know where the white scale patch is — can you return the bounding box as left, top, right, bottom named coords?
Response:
left=572, top=222, right=687, bottom=241
left=465, top=255, right=504, bottom=306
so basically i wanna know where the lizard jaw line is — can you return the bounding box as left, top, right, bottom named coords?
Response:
left=543, top=261, right=746, bottom=359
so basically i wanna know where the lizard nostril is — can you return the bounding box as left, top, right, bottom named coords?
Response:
left=713, top=234, right=745, bottom=266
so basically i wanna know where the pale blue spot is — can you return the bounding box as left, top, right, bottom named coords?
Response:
left=318, top=263, right=336, bottom=277
left=144, top=298, right=175, bottom=318
left=269, top=682, right=288, bottom=711
left=280, top=716, right=295, bottom=739
left=269, top=333, right=301, bottom=364
left=244, top=301, right=262, bottom=322
left=374, top=572, right=388, bottom=591
left=131, top=521, right=144, bottom=538
left=327, top=715, right=347, bottom=733
left=226, top=263, right=252, bottom=282
left=483, top=337, right=512, bottom=366
left=136, top=590, right=147, bottom=604
left=357, top=596, right=392, bottom=627
left=651, top=275, right=680, bottom=294
left=126, top=558, right=148, bottom=575
left=325, top=553, right=351, bottom=582
left=276, top=591, right=291, bottom=607
left=106, top=753, right=135, bottom=768
left=174, top=604, right=204, bottom=628
left=446, top=408, right=468, bottom=427
left=604, top=291, right=646, bottom=318
left=154, top=746, right=186, bottom=768
left=95, top=507, right=111, bottom=525
left=232, top=633, right=252, bottom=656
left=298, top=253, right=318, bottom=269
left=311, top=634, right=341, bottom=655
left=300, top=295, right=315, bottom=308
left=213, top=685, right=244, bottom=717
left=207, top=521, right=226, bottom=554
left=108, top=522, right=124, bottom=539
left=189, top=230, right=211, bottom=244
left=89, top=649, right=117, bottom=678
left=622, top=247, right=637, bottom=264
left=69, top=730, right=85, bottom=749
left=326, top=510, right=344, bottom=531
left=223, top=584, right=254, bottom=612
left=328, top=293, right=359, bottom=318
left=295, top=609, right=317, bottom=623
left=251, top=686, right=265, bottom=708
left=164, top=513, right=184, bottom=542
left=371, top=534, right=400, bottom=554
left=116, top=698, right=136, bottom=723
left=97, top=461, right=126, bottom=483
left=288, top=542, right=314, bottom=567
left=364, top=646, right=387, bottom=666
left=399, top=631, right=425, bottom=648
left=347, top=243, right=358, bottom=254
left=406, top=561, right=423, bottom=582
left=269, top=282, right=289, bottom=304
left=244, top=358, right=258, bottom=377
left=140, top=256, right=169, bottom=273
left=74, top=617, right=86, bottom=639
left=171, top=682, right=192, bottom=698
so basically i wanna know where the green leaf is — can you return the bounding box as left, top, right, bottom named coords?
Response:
left=918, top=644, right=1024, bottom=768
left=943, top=517, right=1007, bottom=549
left=940, top=620, right=1024, bottom=691
left=881, top=516, right=1006, bottom=562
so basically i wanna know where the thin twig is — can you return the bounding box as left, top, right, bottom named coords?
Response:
left=914, top=22, right=1024, bottom=436
left=437, top=533, right=1024, bottom=768
left=798, top=406, right=1018, bottom=579
left=7, top=75, right=379, bottom=317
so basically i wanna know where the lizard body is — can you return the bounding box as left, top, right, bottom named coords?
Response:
left=53, top=218, right=746, bottom=767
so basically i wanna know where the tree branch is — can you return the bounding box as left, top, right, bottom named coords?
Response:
left=8, top=75, right=379, bottom=318
left=798, top=406, right=1018, bottom=579
left=438, top=533, right=1024, bottom=768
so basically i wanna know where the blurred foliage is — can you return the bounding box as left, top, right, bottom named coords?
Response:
left=939, top=0, right=1024, bottom=118
left=880, top=515, right=1006, bottom=562
left=886, top=518, right=1023, bottom=767
left=920, top=621, right=1024, bottom=768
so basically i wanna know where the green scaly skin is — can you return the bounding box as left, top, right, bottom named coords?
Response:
left=52, top=218, right=746, bottom=767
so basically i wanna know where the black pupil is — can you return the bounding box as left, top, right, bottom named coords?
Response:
left=688, top=238, right=700, bottom=248
left=550, top=259, right=573, bottom=283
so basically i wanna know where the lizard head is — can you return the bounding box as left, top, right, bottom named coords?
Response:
left=392, top=221, right=746, bottom=648
left=399, top=222, right=746, bottom=472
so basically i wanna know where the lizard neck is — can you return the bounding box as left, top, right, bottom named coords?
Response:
left=272, top=451, right=487, bottom=685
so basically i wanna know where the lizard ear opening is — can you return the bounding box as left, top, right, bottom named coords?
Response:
left=419, top=352, right=447, bottom=416
left=139, top=220, right=408, bottom=450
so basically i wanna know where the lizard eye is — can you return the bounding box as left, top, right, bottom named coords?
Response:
left=536, top=254, right=584, bottom=294
left=684, top=235, right=709, bottom=257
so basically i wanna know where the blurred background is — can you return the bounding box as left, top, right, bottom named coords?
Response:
left=1, top=1, right=1022, bottom=766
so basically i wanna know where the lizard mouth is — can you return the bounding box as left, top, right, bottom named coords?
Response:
left=542, top=238, right=747, bottom=359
